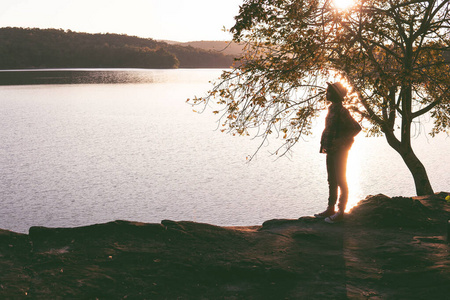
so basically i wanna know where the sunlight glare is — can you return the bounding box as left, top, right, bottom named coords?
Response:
left=333, top=0, right=354, bottom=9
left=345, top=138, right=364, bottom=212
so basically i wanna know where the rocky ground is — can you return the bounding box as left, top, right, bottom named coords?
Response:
left=1, top=193, right=449, bottom=299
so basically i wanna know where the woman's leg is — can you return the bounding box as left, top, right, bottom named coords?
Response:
left=326, top=153, right=338, bottom=208
left=335, top=149, right=350, bottom=211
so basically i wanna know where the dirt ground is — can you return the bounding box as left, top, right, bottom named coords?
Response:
left=1, top=193, right=449, bottom=299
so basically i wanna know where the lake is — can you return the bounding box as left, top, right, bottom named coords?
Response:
left=0, top=69, right=449, bottom=233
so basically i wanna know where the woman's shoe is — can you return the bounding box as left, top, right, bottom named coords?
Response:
left=324, top=211, right=344, bottom=223
left=314, top=208, right=335, bottom=218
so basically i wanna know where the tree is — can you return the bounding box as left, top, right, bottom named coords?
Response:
left=189, top=0, right=450, bottom=196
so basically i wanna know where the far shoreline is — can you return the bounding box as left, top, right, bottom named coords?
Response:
left=0, top=68, right=228, bottom=86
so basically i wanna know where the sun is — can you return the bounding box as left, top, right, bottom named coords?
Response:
left=333, top=0, right=355, bottom=9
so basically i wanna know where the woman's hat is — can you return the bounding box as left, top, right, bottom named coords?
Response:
left=327, top=82, right=347, bottom=100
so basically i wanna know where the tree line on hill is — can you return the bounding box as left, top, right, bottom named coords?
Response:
left=0, top=27, right=237, bottom=69
left=175, top=41, right=244, bottom=57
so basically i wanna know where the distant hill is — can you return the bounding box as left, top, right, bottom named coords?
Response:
left=0, top=27, right=237, bottom=69
left=158, top=40, right=182, bottom=45
left=176, top=41, right=244, bottom=57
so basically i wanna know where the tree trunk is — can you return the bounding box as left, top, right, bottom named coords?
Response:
left=383, top=129, right=434, bottom=196
left=399, top=148, right=434, bottom=196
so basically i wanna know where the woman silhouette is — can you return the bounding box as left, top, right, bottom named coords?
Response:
left=314, top=82, right=361, bottom=223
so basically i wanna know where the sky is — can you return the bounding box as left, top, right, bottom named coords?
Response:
left=0, top=0, right=245, bottom=42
